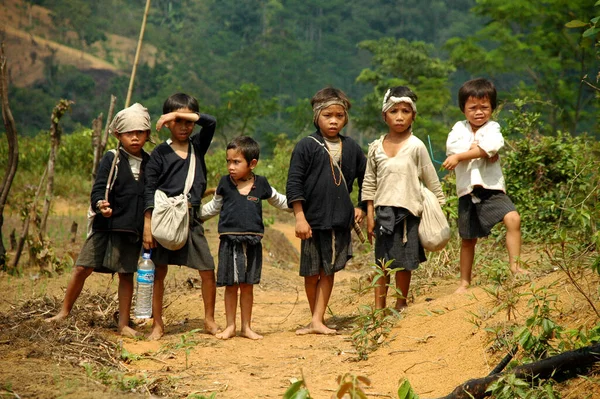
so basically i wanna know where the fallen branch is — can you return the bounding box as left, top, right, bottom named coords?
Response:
left=434, top=343, right=600, bottom=399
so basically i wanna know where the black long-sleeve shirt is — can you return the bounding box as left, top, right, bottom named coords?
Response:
left=286, top=131, right=366, bottom=230
left=91, top=148, right=150, bottom=235
left=144, top=114, right=216, bottom=210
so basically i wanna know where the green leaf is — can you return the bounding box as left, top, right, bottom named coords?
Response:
left=583, top=27, right=600, bottom=37
left=397, top=379, right=420, bottom=399
left=565, top=20, right=588, bottom=28
left=283, top=381, right=306, bottom=399
left=592, top=255, right=600, bottom=275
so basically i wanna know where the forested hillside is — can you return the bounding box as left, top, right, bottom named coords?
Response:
left=2, top=0, right=598, bottom=151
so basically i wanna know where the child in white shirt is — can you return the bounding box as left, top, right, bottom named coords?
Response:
left=363, top=86, right=444, bottom=310
left=442, top=78, right=526, bottom=293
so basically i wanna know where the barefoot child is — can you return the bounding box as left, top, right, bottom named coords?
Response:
left=363, top=87, right=445, bottom=311
left=286, top=87, right=367, bottom=335
left=143, top=93, right=218, bottom=340
left=442, top=78, right=525, bottom=293
left=201, top=136, right=290, bottom=340
left=47, top=103, right=151, bottom=337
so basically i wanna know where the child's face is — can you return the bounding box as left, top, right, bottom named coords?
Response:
left=384, top=102, right=415, bottom=135
left=464, top=96, right=492, bottom=132
left=317, top=104, right=346, bottom=139
left=118, top=130, right=149, bottom=156
left=226, top=149, right=257, bottom=182
left=167, top=107, right=196, bottom=142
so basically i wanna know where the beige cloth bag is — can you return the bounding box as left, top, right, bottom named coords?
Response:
left=418, top=184, right=450, bottom=252
left=151, top=143, right=195, bottom=251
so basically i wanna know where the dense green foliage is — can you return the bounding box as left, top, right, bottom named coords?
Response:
left=3, top=1, right=600, bottom=244
left=10, top=0, right=596, bottom=145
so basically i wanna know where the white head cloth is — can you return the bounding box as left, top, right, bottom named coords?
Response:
left=381, top=89, right=417, bottom=113
left=312, top=99, right=348, bottom=126
left=109, top=103, right=151, bottom=136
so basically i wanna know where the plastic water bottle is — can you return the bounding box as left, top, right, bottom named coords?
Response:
left=135, top=251, right=154, bottom=319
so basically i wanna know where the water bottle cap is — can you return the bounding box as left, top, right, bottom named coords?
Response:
left=142, top=251, right=151, bottom=260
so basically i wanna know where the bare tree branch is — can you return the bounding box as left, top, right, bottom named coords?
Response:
left=0, top=42, right=19, bottom=268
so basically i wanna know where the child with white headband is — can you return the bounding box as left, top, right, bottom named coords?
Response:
left=286, top=87, right=367, bottom=335
left=362, top=86, right=444, bottom=311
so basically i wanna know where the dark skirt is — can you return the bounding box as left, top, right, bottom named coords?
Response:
left=151, top=208, right=215, bottom=271
left=374, top=210, right=425, bottom=272
left=458, top=188, right=517, bottom=239
left=299, top=228, right=352, bottom=277
left=217, top=235, right=262, bottom=287
left=77, top=231, right=141, bottom=274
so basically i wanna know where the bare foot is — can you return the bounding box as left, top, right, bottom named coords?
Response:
left=394, top=304, right=408, bottom=313
left=204, top=319, right=220, bottom=335
left=240, top=327, right=263, bottom=340
left=511, top=266, right=530, bottom=276
left=147, top=325, right=164, bottom=341
left=118, top=326, right=139, bottom=338
left=295, top=322, right=337, bottom=335
left=216, top=325, right=236, bottom=340
left=45, top=312, right=68, bottom=323
left=454, top=284, right=469, bottom=294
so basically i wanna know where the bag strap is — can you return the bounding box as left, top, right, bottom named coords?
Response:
left=104, top=148, right=120, bottom=200
left=167, top=139, right=196, bottom=197
left=184, top=144, right=196, bottom=195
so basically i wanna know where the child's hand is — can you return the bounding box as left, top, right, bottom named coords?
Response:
left=442, top=155, right=460, bottom=171
left=354, top=208, right=365, bottom=224
left=97, top=200, right=112, bottom=218
left=156, top=112, right=177, bottom=131
left=367, top=215, right=375, bottom=245
left=143, top=221, right=156, bottom=250
left=295, top=219, right=312, bottom=240
left=489, top=153, right=499, bottom=163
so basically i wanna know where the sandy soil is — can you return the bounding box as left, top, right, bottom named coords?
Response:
left=1, top=210, right=600, bottom=398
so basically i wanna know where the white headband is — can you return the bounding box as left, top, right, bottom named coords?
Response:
left=381, top=90, right=417, bottom=113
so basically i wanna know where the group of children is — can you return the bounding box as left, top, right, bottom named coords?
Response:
left=47, top=77, right=526, bottom=340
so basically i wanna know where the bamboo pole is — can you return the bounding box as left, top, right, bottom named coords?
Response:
left=125, top=0, right=151, bottom=108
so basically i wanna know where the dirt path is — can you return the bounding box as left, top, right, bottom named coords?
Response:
left=108, top=223, right=494, bottom=398
left=1, top=220, right=598, bottom=398
left=115, top=260, right=499, bottom=399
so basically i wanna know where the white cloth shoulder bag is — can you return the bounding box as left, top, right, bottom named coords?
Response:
left=151, top=143, right=195, bottom=251
left=418, top=184, right=450, bottom=252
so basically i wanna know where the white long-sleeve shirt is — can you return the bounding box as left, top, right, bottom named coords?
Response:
left=362, top=134, right=445, bottom=217
left=446, top=120, right=506, bottom=198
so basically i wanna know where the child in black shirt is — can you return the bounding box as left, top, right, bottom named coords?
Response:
left=47, top=103, right=151, bottom=338
left=144, top=93, right=217, bottom=340
left=201, top=136, right=289, bottom=340
left=286, top=87, right=367, bottom=335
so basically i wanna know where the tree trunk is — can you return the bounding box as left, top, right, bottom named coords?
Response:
left=91, top=112, right=104, bottom=180
left=40, top=99, right=73, bottom=236
left=10, top=167, right=47, bottom=271
left=0, top=43, right=20, bottom=269
left=435, top=343, right=600, bottom=399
